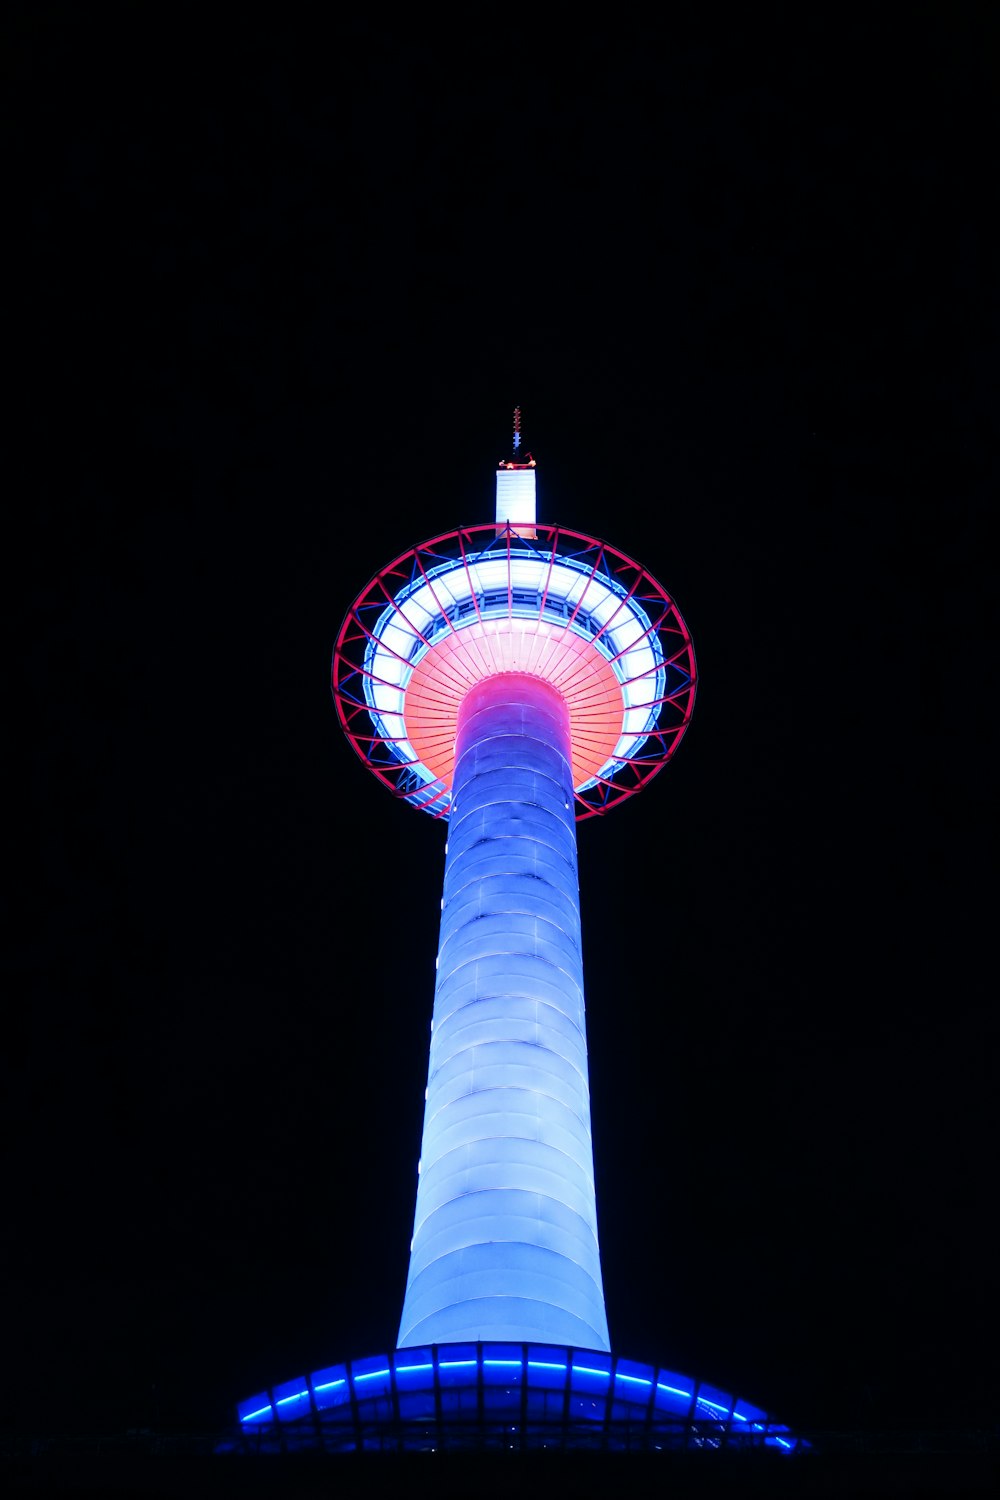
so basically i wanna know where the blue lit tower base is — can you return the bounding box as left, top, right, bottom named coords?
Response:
left=233, top=440, right=805, bottom=1455
left=235, top=1344, right=800, bottom=1453
left=399, top=673, right=608, bottom=1350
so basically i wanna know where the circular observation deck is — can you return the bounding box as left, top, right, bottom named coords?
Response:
left=332, top=523, right=696, bottom=820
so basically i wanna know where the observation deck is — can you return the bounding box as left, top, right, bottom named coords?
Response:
left=332, top=519, right=696, bottom=820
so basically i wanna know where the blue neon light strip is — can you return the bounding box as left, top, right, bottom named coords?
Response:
left=354, top=1368, right=390, bottom=1381
left=575, top=1366, right=611, bottom=1379
left=313, top=1379, right=346, bottom=1392
left=243, top=1405, right=272, bottom=1422
left=396, top=1363, right=434, bottom=1374
left=657, top=1383, right=691, bottom=1398
left=616, top=1373, right=652, bottom=1387
left=528, top=1361, right=566, bottom=1371
left=483, top=1359, right=522, bottom=1368
left=276, top=1392, right=309, bottom=1406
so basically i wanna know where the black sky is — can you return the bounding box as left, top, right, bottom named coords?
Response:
left=6, top=5, right=997, bottom=1442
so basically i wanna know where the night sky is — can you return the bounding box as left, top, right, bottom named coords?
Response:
left=7, top=7, right=996, bottom=1443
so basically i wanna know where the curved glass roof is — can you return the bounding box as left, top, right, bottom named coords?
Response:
left=233, top=1342, right=804, bottom=1455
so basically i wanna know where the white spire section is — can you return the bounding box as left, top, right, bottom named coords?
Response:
left=495, top=466, right=536, bottom=532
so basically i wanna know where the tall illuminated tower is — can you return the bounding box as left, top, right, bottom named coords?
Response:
left=338, top=434, right=694, bottom=1351
left=234, top=419, right=802, bottom=1454
left=354, top=459, right=696, bottom=1352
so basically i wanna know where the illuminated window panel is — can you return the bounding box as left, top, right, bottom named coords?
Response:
left=482, top=1386, right=522, bottom=1419
left=393, top=1349, right=434, bottom=1389
left=695, top=1381, right=735, bottom=1420
left=437, top=1345, right=478, bottom=1388
left=350, top=1354, right=392, bottom=1400
left=441, top=1385, right=480, bottom=1417
left=482, top=1343, right=524, bottom=1386
left=732, top=1397, right=768, bottom=1429
left=571, top=1353, right=612, bottom=1394
left=272, top=1377, right=311, bottom=1422
left=615, top=1359, right=655, bottom=1404
left=356, top=1398, right=395, bottom=1436
left=398, top=1390, right=436, bottom=1421
left=654, top=1376, right=694, bottom=1417
left=310, top=1362, right=349, bottom=1413
left=237, top=1392, right=273, bottom=1426
left=526, top=1345, right=569, bottom=1391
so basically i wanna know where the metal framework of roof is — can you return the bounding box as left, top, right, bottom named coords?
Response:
left=234, top=1342, right=802, bottom=1455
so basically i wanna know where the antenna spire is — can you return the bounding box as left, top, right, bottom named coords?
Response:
left=512, top=406, right=521, bottom=456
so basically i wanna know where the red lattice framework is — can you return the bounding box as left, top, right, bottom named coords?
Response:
left=332, top=523, right=697, bottom=821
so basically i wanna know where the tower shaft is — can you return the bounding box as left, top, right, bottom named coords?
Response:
left=397, top=674, right=610, bottom=1350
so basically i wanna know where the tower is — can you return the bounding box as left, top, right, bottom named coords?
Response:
left=354, top=443, right=696, bottom=1353
left=234, top=421, right=801, bottom=1454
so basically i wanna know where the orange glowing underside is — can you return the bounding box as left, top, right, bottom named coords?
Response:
left=404, top=619, right=624, bottom=794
